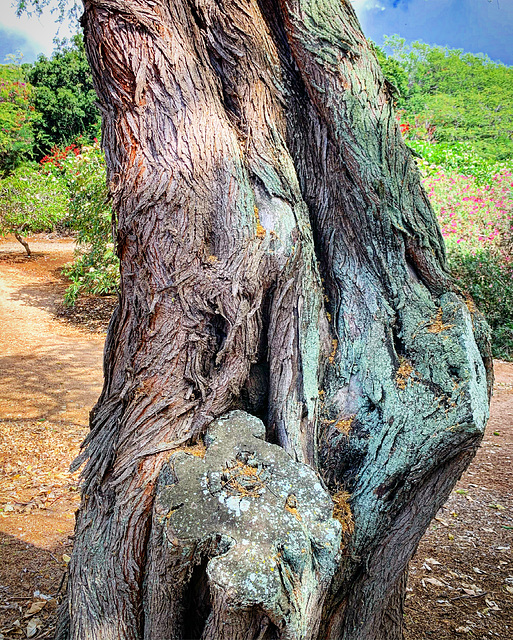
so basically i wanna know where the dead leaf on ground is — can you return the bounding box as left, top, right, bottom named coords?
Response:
left=424, top=578, right=446, bottom=587
left=26, top=617, right=41, bottom=638
left=23, top=602, right=46, bottom=618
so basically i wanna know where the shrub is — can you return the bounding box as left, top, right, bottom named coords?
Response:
left=0, top=163, right=68, bottom=254
left=420, top=163, right=513, bottom=360
left=0, top=63, right=38, bottom=175
left=52, top=140, right=119, bottom=304
left=28, top=35, right=100, bottom=157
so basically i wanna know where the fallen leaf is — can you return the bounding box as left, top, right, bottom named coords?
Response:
left=462, top=588, right=480, bottom=596
left=425, top=558, right=442, bottom=566
left=488, top=503, right=505, bottom=510
left=26, top=617, right=41, bottom=638
left=62, top=554, right=71, bottom=563
left=455, top=627, right=471, bottom=634
left=425, top=578, right=445, bottom=587
left=473, top=567, right=486, bottom=574
left=24, top=601, right=46, bottom=617
left=485, top=599, right=500, bottom=611
left=505, top=586, right=513, bottom=595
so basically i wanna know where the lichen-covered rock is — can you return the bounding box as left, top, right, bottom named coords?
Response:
left=145, top=410, right=341, bottom=640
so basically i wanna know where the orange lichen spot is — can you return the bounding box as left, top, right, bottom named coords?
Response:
left=206, top=254, right=218, bottom=264
left=334, top=416, right=354, bottom=435
left=254, top=205, right=266, bottom=239
left=463, top=294, right=477, bottom=314
left=332, top=490, right=354, bottom=543
left=396, top=356, right=414, bottom=390
left=285, top=494, right=302, bottom=522
left=326, top=311, right=332, bottom=323
left=221, top=460, right=266, bottom=497
left=329, top=339, right=338, bottom=364
left=428, top=308, right=455, bottom=334
left=173, top=440, right=206, bottom=459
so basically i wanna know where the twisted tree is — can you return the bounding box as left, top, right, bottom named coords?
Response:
left=54, top=0, right=492, bottom=638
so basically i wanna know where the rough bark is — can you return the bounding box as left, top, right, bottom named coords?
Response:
left=57, top=0, right=492, bottom=639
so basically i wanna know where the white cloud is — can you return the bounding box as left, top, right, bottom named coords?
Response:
left=1, top=2, right=76, bottom=60
left=351, top=0, right=386, bottom=12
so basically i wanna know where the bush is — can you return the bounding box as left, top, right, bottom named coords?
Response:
left=29, top=35, right=100, bottom=157
left=409, top=140, right=511, bottom=185
left=448, top=248, right=513, bottom=361
left=419, top=162, right=513, bottom=360
left=0, top=163, right=68, bottom=254
left=49, top=140, right=119, bottom=304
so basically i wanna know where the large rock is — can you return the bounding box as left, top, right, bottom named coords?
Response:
left=145, top=410, right=341, bottom=640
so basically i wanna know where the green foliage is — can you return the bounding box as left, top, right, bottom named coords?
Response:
left=0, top=62, right=38, bottom=175
left=28, top=34, right=100, bottom=157
left=374, top=37, right=513, bottom=360
left=449, top=249, right=513, bottom=361
left=422, top=165, right=513, bottom=360
left=408, top=140, right=510, bottom=185
left=381, top=36, right=513, bottom=163
left=370, top=42, right=408, bottom=107
left=53, top=141, right=119, bottom=304
left=0, top=163, right=68, bottom=237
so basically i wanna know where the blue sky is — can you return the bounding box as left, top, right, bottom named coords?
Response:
left=0, top=0, right=512, bottom=65
left=352, top=0, right=513, bottom=65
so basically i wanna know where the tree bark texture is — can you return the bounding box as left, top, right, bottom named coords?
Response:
left=58, top=0, right=492, bottom=638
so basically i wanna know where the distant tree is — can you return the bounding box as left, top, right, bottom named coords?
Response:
left=0, top=57, right=37, bottom=175
left=28, top=34, right=100, bottom=156
left=0, top=164, right=68, bottom=254
left=382, top=36, right=513, bottom=161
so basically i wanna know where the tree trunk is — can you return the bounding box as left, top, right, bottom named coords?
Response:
left=14, top=231, right=31, bottom=256
left=57, top=0, right=492, bottom=638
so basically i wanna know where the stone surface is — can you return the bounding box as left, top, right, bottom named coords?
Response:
left=153, top=410, right=341, bottom=639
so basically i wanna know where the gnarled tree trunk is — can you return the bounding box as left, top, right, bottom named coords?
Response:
left=56, top=0, right=492, bottom=638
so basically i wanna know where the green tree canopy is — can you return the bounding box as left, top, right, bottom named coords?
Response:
left=0, top=59, right=37, bottom=175
left=381, top=36, right=513, bottom=162
left=28, top=34, right=100, bottom=156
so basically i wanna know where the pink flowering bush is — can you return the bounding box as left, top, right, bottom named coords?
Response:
left=423, top=168, right=513, bottom=252
left=421, top=165, right=513, bottom=360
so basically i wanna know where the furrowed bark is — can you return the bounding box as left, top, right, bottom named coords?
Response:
left=58, top=0, right=491, bottom=638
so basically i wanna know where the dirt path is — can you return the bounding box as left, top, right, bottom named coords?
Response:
left=0, top=237, right=105, bottom=638
left=0, top=237, right=511, bottom=639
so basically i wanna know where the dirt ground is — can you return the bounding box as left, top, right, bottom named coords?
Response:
left=0, top=236, right=511, bottom=639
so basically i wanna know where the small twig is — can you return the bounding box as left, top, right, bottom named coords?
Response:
left=449, top=590, right=488, bottom=602
left=55, top=571, right=67, bottom=597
